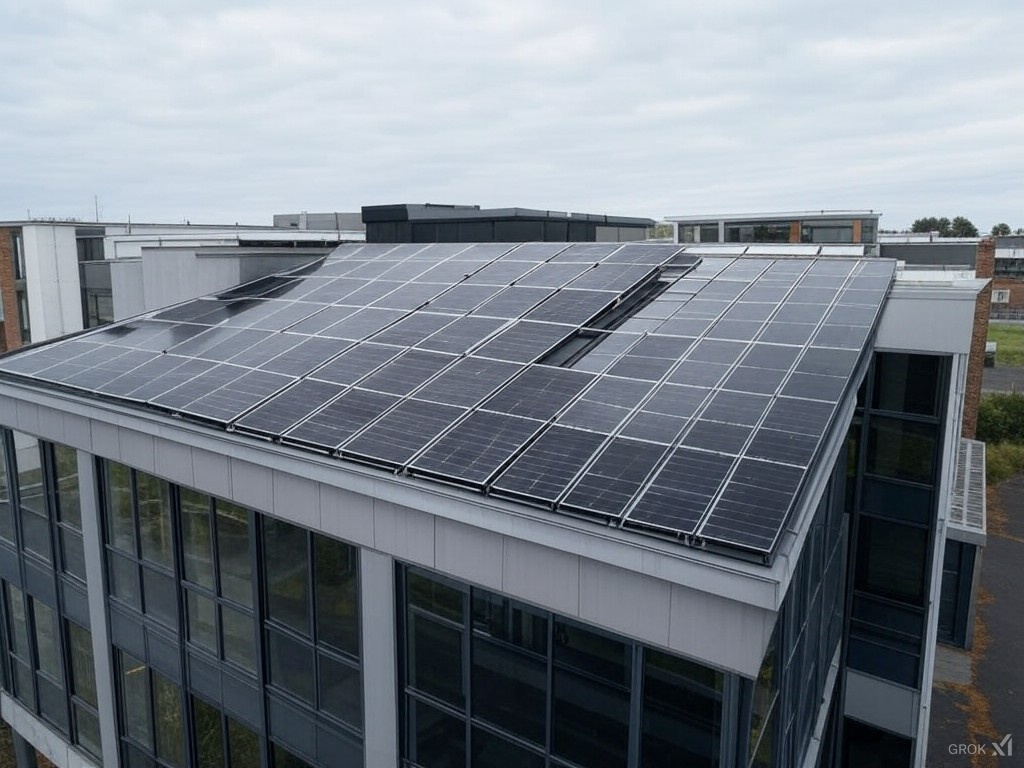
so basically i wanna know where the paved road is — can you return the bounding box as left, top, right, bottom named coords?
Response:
left=927, top=476, right=1024, bottom=767
left=982, top=365, right=1024, bottom=393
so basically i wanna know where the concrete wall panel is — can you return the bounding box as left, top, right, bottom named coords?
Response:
left=579, top=559, right=672, bottom=647
left=502, top=538, right=581, bottom=617
left=434, top=518, right=503, bottom=591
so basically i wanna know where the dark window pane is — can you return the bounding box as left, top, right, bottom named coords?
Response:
left=137, top=473, right=172, bottom=568
left=54, top=444, right=82, bottom=527
left=872, top=353, right=941, bottom=416
left=186, top=590, right=218, bottom=653
left=471, top=727, right=545, bottom=768
left=410, top=698, right=465, bottom=768
left=553, top=621, right=629, bottom=686
left=217, top=500, right=252, bottom=607
left=38, top=675, right=68, bottom=732
left=842, top=717, right=912, bottom=768
left=267, top=628, right=315, bottom=703
left=193, top=696, right=223, bottom=768
left=407, top=570, right=463, bottom=622
left=221, top=604, right=256, bottom=672
left=20, top=508, right=51, bottom=562
left=153, top=673, right=185, bottom=767
left=120, top=651, right=152, bottom=749
left=264, top=518, right=309, bottom=634
left=866, top=417, right=937, bottom=485
left=0, top=501, right=13, bottom=544
left=472, top=637, right=546, bottom=744
left=13, top=660, right=35, bottom=708
left=315, top=535, right=359, bottom=656
left=409, top=612, right=464, bottom=708
left=552, top=667, right=630, bottom=768
left=6, top=584, right=29, bottom=656
left=273, top=744, right=314, bottom=768
left=471, top=591, right=547, bottom=655
left=181, top=490, right=214, bottom=589
left=855, top=517, right=928, bottom=605
left=641, top=650, right=724, bottom=768
left=227, top=716, right=261, bottom=768
left=61, top=527, right=87, bottom=581
left=107, top=462, right=135, bottom=551
left=143, top=567, right=178, bottom=627
left=33, top=600, right=61, bottom=679
left=319, top=652, right=362, bottom=729
left=68, top=621, right=97, bottom=706
left=75, top=702, right=102, bottom=758
left=13, top=432, right=45, bottom=517
left=109, top=551, right=141, bottom=610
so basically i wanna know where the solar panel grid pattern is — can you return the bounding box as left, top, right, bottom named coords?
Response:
left=0, top=241, right=895, bottom=560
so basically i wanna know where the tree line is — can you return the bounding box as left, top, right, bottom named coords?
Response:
left=909, top=217, right=1023, bottom=237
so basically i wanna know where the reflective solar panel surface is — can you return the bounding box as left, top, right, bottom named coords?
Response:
left=0, top=241, right=897, bottom=562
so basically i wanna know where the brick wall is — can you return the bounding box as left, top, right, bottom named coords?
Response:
left=991, top=277, right=1024, bottom=312
left=962, top=238, right=994, bottom=439
left=0, top=227, right=24, bottom=353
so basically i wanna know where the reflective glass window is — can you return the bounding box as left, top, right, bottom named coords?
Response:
left=264, top=518, right=309, bottom=634
left=217, top=501, right=251, bottom=607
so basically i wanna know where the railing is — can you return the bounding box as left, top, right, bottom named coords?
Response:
left=990, top=308, right=1024, bottom=321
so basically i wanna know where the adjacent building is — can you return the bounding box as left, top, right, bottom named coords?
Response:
left=666, top=212, right=881, bottom=250
left=0, top=241, right=988, bottom=768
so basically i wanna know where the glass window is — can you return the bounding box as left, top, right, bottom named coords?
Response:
left=193, top=696, right=223, bottom=768
left=409, top=698, right=465, bottom=768
left=407, top=571, right=463, bottom=622
left=181, top=490, right=214, bottom=589
left=552, top=665, right=630, bottom=767
left=153, top=673, right=185, bottom=767
left=273, top=744, right=314, bottom=768
left=143, top=567, right=177, bottom=627
left=227, top=716, right=260, bottom=767
left=20, top=507, right=51, bottom=562
left=264, top=518, right=309, bottom=634
left=6, top=584, right=30, bottom=656
left=553, top=621, right=629, bottom=686
left=120, top=651, right=152, bottom=749
left=137, top=472, right=172, bottom=568
left=472, top=727, right=545, bottom=768
left=267, top=628, right=315, bottom=703
left=855, top=517, right=928, bottom=605
left=61, top=528, right=87, bottom=581
left=315, top=535, right=358, bottom=656
left=409, top=611, right=464, bottom=707
left=54, top=444, right=81, bottom=527
left=872, top=353, right=941, bottom=416
left=221, top=604, right=255, bottom=672
left=641, top=650, right=723, bottom=768
left=13, top=432, right=45, bottom=517
left=318, top=652, right=362, bottom=728
left=186, top=590, right=218, bottom=652
left=107, top=462, right=135, bottom=551
left=32, top=600, right=61, bottom=679
left=472, top=636, right=546, bottom=744
left=75, top=703, right=102, bottom=758
left=217, top=501, right=252, bottom=607
left=68, top=622, right=97, bottom=705
left=866, top=417, right=937, bottom=484
left=109, top=551, right=141, bottom=609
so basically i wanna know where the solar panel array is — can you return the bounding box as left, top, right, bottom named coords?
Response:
left=0, top=242, right=896, bottom=561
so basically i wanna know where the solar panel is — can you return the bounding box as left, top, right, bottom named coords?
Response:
left=474, top=321, right=575, bottom=363
left=525, top=289, right=617, bottom=326
left=514, top=263, right=591, bottom=288
left=625, top=448, right=735, bottom=534
left=100, top=356, right=216, bottom=400
left=678, top=420, right=752, bottom=456
left=366, top=313, right=458, bottom=347
left=550, top=243, right=620, bottom=262
left=308, top=343, right=404, bottom=386
left=557, top=376, right=654, bottom=432
left=560, top=438, right=667, bottom=519
left=491, top=426, right=608, bottom=504
left=177, top=369, right=294, bottom=423
left=426, top=284, right=505, bottom=312
left=416, top=316, right=508, bottom=355
left=235, top=379, right=346, bottom=435
left=284, top=388, right=400, bottom=450
left=566, top=265, right=658, bottom=293
left=372, top=282, right=449, bottom=310
left=340, top=399, right=466, bottom=467
left=471, top=287, right=554, bottom=319
left=506, top=243, right=569, bottom=261
left=317, top=308, right=407, bottom=340
left=414, top=357, right=520, bottom=408
left=259, top=336, right=351, bottom=376
left=149, top=364, right=252, bottom=410
left=49, top=349, right=158, bottom=390
left=358, top=350, right=456, bottom=396
left=481, top=367, right=594, bottom=421
left=464, top=261, right=538, bottom=285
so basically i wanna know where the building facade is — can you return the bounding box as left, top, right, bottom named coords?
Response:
left=667, top=213, right=881, bottom=249
left=0, top=242, right=985, bottom=768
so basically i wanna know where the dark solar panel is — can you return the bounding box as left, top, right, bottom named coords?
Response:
left=340, top=399, right=466, bottom=467
left=464, top=261, right=538, bottom=285
left=492, top=426, right=608, bottom=504
left=506, top=243, right=569, bottom=261
left=234, top=379, right=346, bottom=435
left=551, top=243, right=620, bottom=262
left=178, top=369, right=294, bottom=423
left=426, top=284, right=504, bottom=312
left=259, top=336, right=351, bottom=376
left=560, top=438, right=667, bottom=519
left=471, top=287, right=554, bottom=319
left=414, top=357, right=520, bottom=408
left=149, top=364, right=252, bottom=410
left=100, top=356, right=216, bottom=400
left=358, top=350, right=455, bottom=396
left=557, top=376, right=654, bottom=432
left=410, top=412, right=544, bottom=486
left=360, top=312, right=457, bottom=348
left=318, top=308, right=407, bottom=340
left=475, top=321, right=575, bottom=363
left=625, top=448, right=735, bottom=534
left=416, top=316, right=507, bottom=355
left=372, top=282, right=449, bottom=310
left=309, top=343, right=404, bottom=386
left=514, top=263, right=591, bottom=288
left=679, top=420, right=752, bottom=456
left=284, top=389, right=400, bottom=450
left=566, top=264, right=658, bottom=293
left=525, top=290, right=616, bottom=326
left=606, top=243, right=685, bottom=265
left=481, top=367, right=594, bottom=421
left=51, top=350, right=158, bottom=390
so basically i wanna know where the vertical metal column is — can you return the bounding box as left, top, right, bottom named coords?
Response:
left=12, top=731, right=37, bottom=768
left=360, top=550, right=398, bottom=766
left=76, top=451, right=120, bottom=768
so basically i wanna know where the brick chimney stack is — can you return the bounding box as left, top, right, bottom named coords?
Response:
left=962, top=238, right=995, bottom=439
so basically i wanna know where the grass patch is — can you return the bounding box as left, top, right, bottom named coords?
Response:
left=987, top=323, right=1024, bottom=366
left=986, top=442, right=1024, bottom=484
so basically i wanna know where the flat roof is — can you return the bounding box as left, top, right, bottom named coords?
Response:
left=666, top=210, right=880, bottom=223
left=0, top=242, right=895, bottom=564
left=363, top=203, right=654, bottom=226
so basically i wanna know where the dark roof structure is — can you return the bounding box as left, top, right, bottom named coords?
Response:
left=0, top=242, right=896, bottom=562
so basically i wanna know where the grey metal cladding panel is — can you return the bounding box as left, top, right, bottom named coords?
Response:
left=101, top=356, right=216, bottom=400
left=54, top=349, right=158, bottom=390
left=481, top=366, right=594, bottom=421
left=284, top=388, right=400, bottom=450
left=415, top=357, right=521, bottom=408
left=410, top=411, right=545, bottom=486
left=474, top=321, right=575, bottom=363
left=340, top=399, right=466, bottom=466
left=525, top=289, right=617, bottom=326
left=626, top=447, right=735, bottom=534
left=317, top=308, right=407, bottom=340
left=177, top=369, right=296, bottom=422
left=698, top=459, right=806, bottom=552
left=566, top=264, right=658, bottom=292
left=258, top=336, right=351, bottom=376
left=491, top=426, right=608, bottom=503
left=234, top=379, right=345, bottom=435
left=425, top=283, right=504, bottom=312
left=308, top=343, right=404, bottom=386
left=471, top=286, right=554, bottom=318
left=463, top=260, right=538, bottom=285
left=513, top=263, right=590, bottom=288
left=358, top=350, right=456, bottom=396
left=372, top=282, right=450, bottom=310
left=416, top=316, right=508, bottom=355
left=371, top=313, right=459, bottom=347
left=679, top=420, right=753, bottom=456
left=149, top=364, right=251, bottom=409
left=700, top=390, right=772, bottom=427
left=560, top=437, right=668, bottom=519
left=285, top=306, right=361, bottom=336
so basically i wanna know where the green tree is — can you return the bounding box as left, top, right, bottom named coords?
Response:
left=992, top=222, right=1012, bottom=236
left=950, top=216, right=979, bottom=237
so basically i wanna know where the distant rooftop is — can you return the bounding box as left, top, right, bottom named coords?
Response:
left=363, top=203, right=654, bottom=226
left=666, top=210, right=880, bottom=223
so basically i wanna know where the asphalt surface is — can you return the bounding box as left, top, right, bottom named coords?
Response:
left=982, top=366, right=1024, bottom=393
left=926, top=476, right=1024, bottom=767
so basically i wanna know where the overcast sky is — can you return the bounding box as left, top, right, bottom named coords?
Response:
left=2, top=0, right=1021, bottom=230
